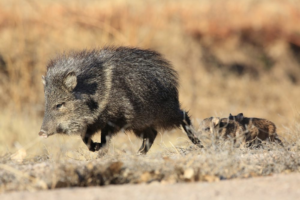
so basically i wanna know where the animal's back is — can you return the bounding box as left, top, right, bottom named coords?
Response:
left=229, top=113, right=282, bottom=145
left=102, top=47, right=181, bottom=130
left=241, top=118, right=276, bottom=140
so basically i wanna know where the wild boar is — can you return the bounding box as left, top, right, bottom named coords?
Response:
left=39, top=47, right=201, bottom=154
left=229, top=113, right=283, bottom=146
left=200, top=117, right=245, bottom=147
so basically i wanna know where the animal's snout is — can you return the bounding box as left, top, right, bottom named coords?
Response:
left=39, top=129, right=48, bottom=138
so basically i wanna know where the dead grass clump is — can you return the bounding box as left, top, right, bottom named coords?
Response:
left=0, top=125, right=300, bottom=193
left=0, top=108, right=299, bottom=193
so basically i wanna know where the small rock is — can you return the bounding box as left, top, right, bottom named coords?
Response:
left=184, top=168, right=194, bottom=179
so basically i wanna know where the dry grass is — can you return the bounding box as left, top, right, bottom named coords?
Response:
left=1, top=135, right=299, bottom=192
left=0, top=0, right=300, bottom=193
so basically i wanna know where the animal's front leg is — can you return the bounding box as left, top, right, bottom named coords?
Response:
left=98, top=125, right=116, bottom=148
left=81, top=131, right=102, bottom=152
left=82, top=124, right=117, bottom=152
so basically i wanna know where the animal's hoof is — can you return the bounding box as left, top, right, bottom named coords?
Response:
left=137, top=150, right=147, bottom=155
left=93, top=143, right=103, bottom=151
left=88, top=142, right=102, bottom=152
left=88, top=147, right=96, bottom=152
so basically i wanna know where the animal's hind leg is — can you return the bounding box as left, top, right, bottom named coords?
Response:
left=271, top=133, right=284, bottom=147
left=134, top=128, right=157, bottom=155
left=181, top=110, right=203, bottom=147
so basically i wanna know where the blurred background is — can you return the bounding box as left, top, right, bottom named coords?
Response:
left=0, top=0, right=299, bottom=157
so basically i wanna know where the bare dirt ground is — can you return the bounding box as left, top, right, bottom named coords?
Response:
left=1, top=172, right=300, bottom=200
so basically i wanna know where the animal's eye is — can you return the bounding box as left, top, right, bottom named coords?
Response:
left=56, top=103, right=65, bottom=109
left=204, top=128, right=210, bottom=131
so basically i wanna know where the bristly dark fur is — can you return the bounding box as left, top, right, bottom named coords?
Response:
left=39, top=46, right=201, bottom=154
left=229, top=113, right=283, bottom=147
left=200, top=117, right=245, bottom=147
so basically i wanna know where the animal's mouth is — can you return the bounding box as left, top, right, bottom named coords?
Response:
left=38, top=130, right=54, bottom=138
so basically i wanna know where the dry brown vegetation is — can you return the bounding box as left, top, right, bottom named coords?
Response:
left=0, top=0, right=300, bottom=193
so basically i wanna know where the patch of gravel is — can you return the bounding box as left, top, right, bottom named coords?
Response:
left=1, top=173, right=300, bottom=200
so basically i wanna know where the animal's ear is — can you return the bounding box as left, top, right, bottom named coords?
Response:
left=64, top=72, right=77, bottom=91
left=212, top=117, right=220, bottom=126
left=229, top=113, right=233, bottom=120
left=237, top=113, right=244, bottom=121
left=42, top=75, right=46, bottom=86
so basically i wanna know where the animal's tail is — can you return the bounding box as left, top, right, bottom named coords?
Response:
left=181, top=110, right=203, bottom=147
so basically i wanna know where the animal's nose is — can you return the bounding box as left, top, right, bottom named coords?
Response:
left=39, top=129, right=48, bottom=138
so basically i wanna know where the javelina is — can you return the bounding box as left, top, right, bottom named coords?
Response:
left=200, top=117, right=245, bottom=147
left=229, top=113, right=283, bottom=146
left=39, top=47, right=201, bottom=154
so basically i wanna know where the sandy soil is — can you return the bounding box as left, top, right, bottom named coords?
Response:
left=1, top=173, right=300, bottom=200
